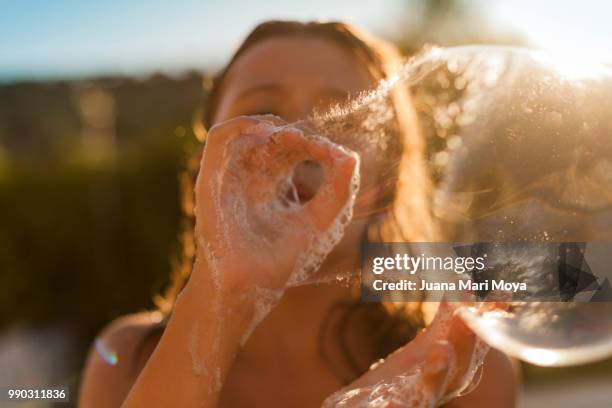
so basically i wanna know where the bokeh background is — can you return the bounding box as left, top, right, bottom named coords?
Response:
left=1, top=1, right=612, bottom=406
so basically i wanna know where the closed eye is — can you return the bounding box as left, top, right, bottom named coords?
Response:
left=247, top=110, right=282, bottom=117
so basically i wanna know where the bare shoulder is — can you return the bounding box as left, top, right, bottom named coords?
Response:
left=447, top=349, right=520, bottom=408
left=78, top=312, right=164, bottom=408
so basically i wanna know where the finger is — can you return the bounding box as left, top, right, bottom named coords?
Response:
left=195, top=116, right=276, bottom=244
left=443, top=312, right=482, bottom=393
left=394, top=305, right=482, bottom=402
left=413, top=302, right=456, bottom=346
left=443, top=292, right=511, bottom=396
left=421, top=341, right=455, bottom=402
left=347, top=302, right=456, bottom=389
left=335, top=302, right=495, bottom=407
left=197, top=116, right=265, bottom=192
left=248, top=114, right=288, bottom=127
left=264, top=125, right=310, bottom=164
left=333, top=339, right=455, bottom=408
left=258, top=130, right=360, bottom=229
left=196, top=116, right=260, bottom=205
left=324, top=346, right=453, bottom=408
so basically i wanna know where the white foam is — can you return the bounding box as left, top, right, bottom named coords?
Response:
left=322, top=369, right=428, bottom=408
left=322, top=305, right=493, bottom=407
left=188, top=320, right=205, bottom=377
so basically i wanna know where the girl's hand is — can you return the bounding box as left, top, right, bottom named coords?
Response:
left=322, top=302, right=503, bottom=408
left=194, top=115, right=359, bottom=294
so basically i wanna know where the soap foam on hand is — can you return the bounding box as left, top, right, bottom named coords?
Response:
left=204, top=48, right=442, bottom=339
left=202, top=117, right=360, bottom=344
left=226, top=120, right=360, bottom=286
left=321, top=303, right=491, bottom=408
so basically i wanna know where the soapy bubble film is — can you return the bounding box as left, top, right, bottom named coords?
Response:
left=402, top=46, right=612, bottom=366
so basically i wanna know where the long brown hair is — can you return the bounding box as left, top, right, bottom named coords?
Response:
left=154, top=20, right=434, bottom=382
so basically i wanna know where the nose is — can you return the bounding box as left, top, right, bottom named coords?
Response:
left=285, top=91, right=321, bottom=122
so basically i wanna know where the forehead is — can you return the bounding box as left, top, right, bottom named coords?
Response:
left=221, top=36, right=375, bottom=94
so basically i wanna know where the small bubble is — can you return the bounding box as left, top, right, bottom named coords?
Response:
left=446, top=135, right=462, bottom=150
left=434, top=151, right=450, bottom=167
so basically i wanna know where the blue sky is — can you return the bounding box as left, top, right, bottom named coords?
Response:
left=1, top=0, right=611, bottom=81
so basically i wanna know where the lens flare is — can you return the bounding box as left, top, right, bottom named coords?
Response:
left=95, top=338, right=118, bottom=366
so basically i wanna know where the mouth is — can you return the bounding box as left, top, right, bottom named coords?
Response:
left=293, top=180, right=317, bottom=202
left=284, top=160, right=325, bottom=205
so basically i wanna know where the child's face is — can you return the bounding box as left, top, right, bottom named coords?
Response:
left=211, top=36, right=382, bottom=273
left=212, top=36, right=374, bottom=123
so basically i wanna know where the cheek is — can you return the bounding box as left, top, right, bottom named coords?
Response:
left=354, top=149, right=396, bottom=200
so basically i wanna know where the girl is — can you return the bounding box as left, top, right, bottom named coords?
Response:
left=80, top=21, right=517, bottom=407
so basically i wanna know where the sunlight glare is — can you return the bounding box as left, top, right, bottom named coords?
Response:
left=534, top=50, right=609, bottom=80
left=521, top=348, right=560, bottom=366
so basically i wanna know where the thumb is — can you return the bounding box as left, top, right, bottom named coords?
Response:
left=421, top=341, right=455, bottom=402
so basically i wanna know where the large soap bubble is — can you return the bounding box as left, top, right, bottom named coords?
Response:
left=408, top=46, right=612, bottom=366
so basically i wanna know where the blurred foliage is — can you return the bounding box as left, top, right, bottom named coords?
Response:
left=0, top=74, right=205, bottom=364
left=396, top=0, right=525, bottom=55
